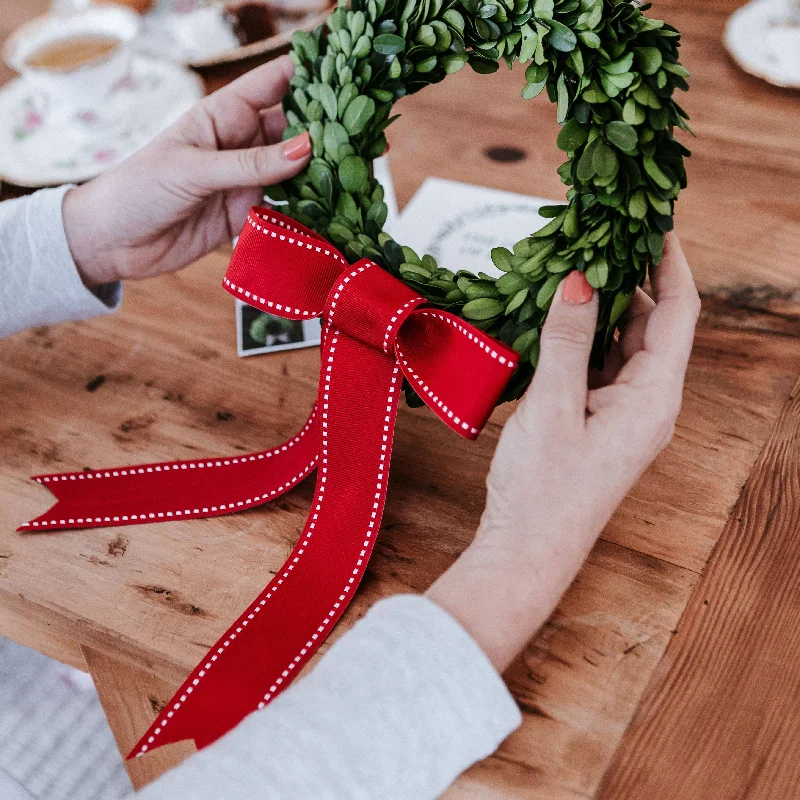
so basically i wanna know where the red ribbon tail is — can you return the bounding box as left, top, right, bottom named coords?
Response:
left=18, top=206, right=521, bottom=755
left=19, top=412, right=319, bottom=533
left=128, top=328, right=402, bottom=757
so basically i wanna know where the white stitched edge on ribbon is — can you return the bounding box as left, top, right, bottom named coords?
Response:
left=253, top=211, right=304, bottom=235
left=394, top=343, right=481, bottom=437
left=392, top=310, right=516, bottom=437
left=34, top=458, right=318, bottom=535
left=417, top=310, right=518, bottom=369
left=21, top=412, right=317, bottom=529
left=136, top=328, right=341, bottom=756
left=382, top=299, right=420, bottom=354
left=326, top=263, right=372, bottom=327
left=232, top=212, right=347, bottom=318
left=133, top=450, right=318, bottom=756
left=257, top=362, right=400, bottom=709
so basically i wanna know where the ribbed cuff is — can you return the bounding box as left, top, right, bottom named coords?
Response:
left=0, top=185, right=121, bottom=338
left=39, top=185, right=122, bottom=315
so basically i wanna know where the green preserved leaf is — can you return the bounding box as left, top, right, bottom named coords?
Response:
left=623, top=97, right=646, bottom=125
left=647, top=190, right=672, bottom=216
left=374, top=33, right=406, bottom=54
left=512, top=327, right=538, bottom=358
left=577, top=138, right=598, bottom=182
left=469, top=55, right=500, bottom=74
left=536, top=274, right=562, bottom=308
left=606, top=121, right=637, bottom=152
left=647, top=231, right=665, bottom=262
left=636, top=46, right=663, bottom=75
left=318, top=84, right=338, bottom=121
left=496, top=270, right=528, bottom=294
left=533, top=211, right=566, bottom=238
left=338, top=155, right=369, bottom=192
left=519, top=23, right=538, bottom=63
left=443, top=53, right=469, bottom=73
left=577, top=30, right=601, bottom=49
left=563, top=203, right=580, bottom=239
left=556, top=73, right=569, bottom=123
left=643, top=155, right=674, bottom=190
left=602, top=53, right=634, bottom=75
left=323, top=121, right=349, bottom=161
left=463, top=297, right=504, bottom=320
left=609, top=291, right=633, bottom=327
left=521, top=78, right=547, bottom=99
left=342, top=95, right=376, bottom=135
left=506, top=288, right=529, bottom=313
left=593, top=140, right=618, bottom=179
left=556, top=118, right=589, bottom=152
left=585, top=259, right=609, bottom=288
left=443, top=8, right=465, bottom=33
left=308, top=160, right=334, bottom=202
left=547, top=19, right=577, bottom=52
left=628, top=189, right=648, bottom=219
left=367, top=200, right=388, bottom=230
left=491, top=246, right=515, bottom=272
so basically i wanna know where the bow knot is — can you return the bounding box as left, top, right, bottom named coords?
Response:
left=226, top=207, right=518, bottom=439
left=322, top=261, right=425, bottom=354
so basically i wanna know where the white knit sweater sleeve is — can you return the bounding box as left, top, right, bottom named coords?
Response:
left=137, top=595, right=522, bottom=800
left=0, top=186, right=121, bottom=338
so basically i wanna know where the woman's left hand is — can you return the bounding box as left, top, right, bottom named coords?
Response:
left=62, top=56, right=311, bottom=289
left=427, top=234, right=700, bottom=672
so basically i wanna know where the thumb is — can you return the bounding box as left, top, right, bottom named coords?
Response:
left=529, top=270, right=598, bottom=420
left=194, top=131, right=312, bottom=193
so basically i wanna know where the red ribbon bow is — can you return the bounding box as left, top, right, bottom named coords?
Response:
left=20, top=207, right=517, bottom=757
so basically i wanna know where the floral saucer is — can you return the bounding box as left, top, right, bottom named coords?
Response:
left=0, top=56, right=203, bottom=188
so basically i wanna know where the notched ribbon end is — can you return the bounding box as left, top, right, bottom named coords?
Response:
left=19, top=475, right=77, bottom=532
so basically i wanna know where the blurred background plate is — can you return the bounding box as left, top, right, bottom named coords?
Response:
left=0, top=55, right=202, bottom=187
left=725, top=0, right=800, bottom=88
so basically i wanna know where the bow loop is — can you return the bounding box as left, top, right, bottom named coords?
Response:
left=224, top=207, right=347, bottom=319
left=395, top=309, right=518, bottom=440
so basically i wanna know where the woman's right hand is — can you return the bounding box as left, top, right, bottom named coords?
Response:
left=427, top=233, right=700, bottom=671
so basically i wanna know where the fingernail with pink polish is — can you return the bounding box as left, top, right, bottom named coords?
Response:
left=284, top=131, right=311, bottom=161
left=562, top=270, right=593, bottom=305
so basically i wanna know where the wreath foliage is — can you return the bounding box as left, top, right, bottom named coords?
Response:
left=268, top=0, right=691, bottom=404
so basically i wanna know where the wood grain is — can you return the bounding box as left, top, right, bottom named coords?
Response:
left=2, top=0, right=800, bottom=796
left=598, top=376, right=800, bottom=799
left=83, top=646, right=195, bottom=790
left=464, top=540, right=698, bottom=799
left=0, top=590, right=86, bottom=670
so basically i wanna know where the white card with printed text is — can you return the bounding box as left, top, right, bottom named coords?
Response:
left=390, top=177, right=558, bottom=278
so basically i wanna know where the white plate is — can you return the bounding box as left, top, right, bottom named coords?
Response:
left=0, top=55, right=203, bottom=188
left=725, top=0, right=800, bottom=89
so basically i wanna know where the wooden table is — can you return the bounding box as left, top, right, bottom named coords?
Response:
left=3, top=1, right=800, bottom=797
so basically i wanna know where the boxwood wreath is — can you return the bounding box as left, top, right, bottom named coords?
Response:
left=266, top=0, right=691, bottom=404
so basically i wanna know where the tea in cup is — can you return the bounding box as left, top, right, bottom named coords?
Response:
left=4, top=6, right=141, bottom=116
left=24, top=34, right=123, bottom=73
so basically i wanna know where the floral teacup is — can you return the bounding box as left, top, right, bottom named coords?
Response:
left=3, top=6, right=141, bottom=131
